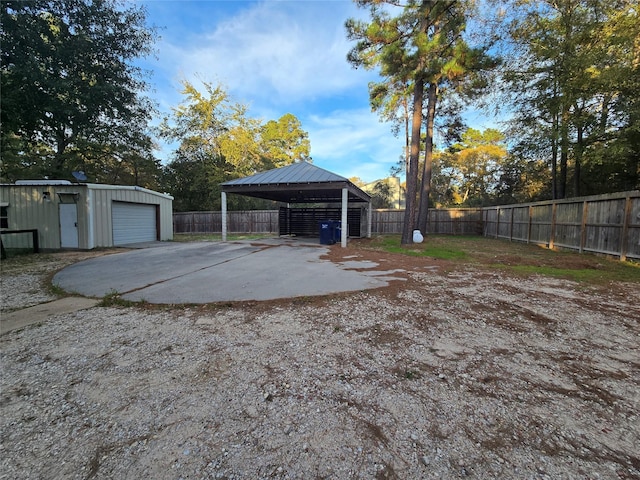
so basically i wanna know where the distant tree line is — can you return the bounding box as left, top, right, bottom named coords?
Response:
left=347, top=0, right=639, bottom=242
left=158, top=80, right=310, bottom=212
left=1, top=0, right=637, bottom=226
left=1, top=0, right=310, bottom=212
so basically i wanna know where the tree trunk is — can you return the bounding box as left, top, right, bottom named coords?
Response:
left=551, top=111, right=559, bottom=199
left=559, top=103, right=570, bottom=199
left=405, top=97, right=410, bottom=181
left=52, top=131, right=69, bottom=178
left=417, top=82, right=438, bottom=234
left=401, top=78, right=424, bottom=244
left=574, top=122, right=583, bottom=196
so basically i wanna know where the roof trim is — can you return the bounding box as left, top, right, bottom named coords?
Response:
left=2, top=182, right=174, bottom=200
left=221, top=161, right=371, bottom=204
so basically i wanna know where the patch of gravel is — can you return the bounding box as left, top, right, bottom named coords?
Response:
left=1, top=251, right=639, bottom=479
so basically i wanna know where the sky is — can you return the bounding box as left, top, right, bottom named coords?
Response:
left=137, top=0, right=497, bottom=183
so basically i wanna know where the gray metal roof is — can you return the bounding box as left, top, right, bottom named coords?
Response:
left=221, top=161, right=371, bottom=204
left=222, top=160, right=347, bottom=186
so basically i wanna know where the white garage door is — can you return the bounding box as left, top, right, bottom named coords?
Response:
left=112, top=202, right=157, bottom=245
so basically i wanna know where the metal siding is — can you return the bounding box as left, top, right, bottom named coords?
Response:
left=75, top=187, right=89, bottom=249
left=112, top=202, right=157, bottom=245
left=88, top=186, right=173, bottom=246
left=1, top=184, right=172, bottom=250
left=158, top=198, right=173, bottom=240
left=0, top=185, right=66, bottom=249
left=91, top=188, right=112, bottom=247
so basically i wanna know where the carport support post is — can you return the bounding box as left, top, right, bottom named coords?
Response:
left=341, top=187, right=348, bottom=247
left=221, top=191, right=227, bottom=242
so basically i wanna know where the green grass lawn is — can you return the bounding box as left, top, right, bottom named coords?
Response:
left=361, top=234, right=640, bottom=284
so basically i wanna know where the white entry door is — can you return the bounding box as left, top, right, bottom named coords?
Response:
left=59, top=203, right=79, bottom=248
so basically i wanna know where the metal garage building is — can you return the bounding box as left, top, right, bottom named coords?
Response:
left=220, top=161, right=371, bottom=247
left=0, top=181, right=173, bottom=251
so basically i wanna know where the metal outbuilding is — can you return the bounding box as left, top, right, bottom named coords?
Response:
left=0, top=181, right=173, bottom=251
left=220, top=161, right=371, bottom=247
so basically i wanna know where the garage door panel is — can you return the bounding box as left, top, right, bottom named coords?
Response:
left=112, top=202, right=157, bottom=245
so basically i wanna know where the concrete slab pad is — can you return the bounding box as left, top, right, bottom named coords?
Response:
left=53, top=240, right=403, bottom=304
left=54, top=242, right=261, bottom=297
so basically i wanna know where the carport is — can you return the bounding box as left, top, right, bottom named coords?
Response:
left=220, top=161, right=371, bottom=247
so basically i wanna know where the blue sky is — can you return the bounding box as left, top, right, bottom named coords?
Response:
left=138, top=0, right=497, bottom=183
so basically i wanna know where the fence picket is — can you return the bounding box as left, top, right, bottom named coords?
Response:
left=173, top=191, right=639, bottom=259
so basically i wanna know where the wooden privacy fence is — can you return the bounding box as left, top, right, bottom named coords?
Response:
left=174, top=210, right=278, bottom=234
left=483, top=191, right=640, bottom=261
left=173, top=190, right=639, bottom=260
left=372, top=208, right=484, bottom=235
left=173, top=208, right=484, bottom=236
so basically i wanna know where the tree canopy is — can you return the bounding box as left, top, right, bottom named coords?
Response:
left=348, top=0, right=638, bottom=220
left=159, top=80, right=311, bottom=211
left=499, top=0, right=639, bottom=198
left=1, top=0, right=159, bottom=187
left=347, top=0, right=497, bottom=242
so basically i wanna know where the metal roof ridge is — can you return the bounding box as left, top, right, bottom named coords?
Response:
left=221, top=161, right=348, bottom=186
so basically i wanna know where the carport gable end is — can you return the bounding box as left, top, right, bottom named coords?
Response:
left=220, top=162, right=372, bottom=246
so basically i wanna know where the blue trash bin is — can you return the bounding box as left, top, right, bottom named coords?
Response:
left=333, top=221, right=342, bottom=242
left=319, top=220, right=335, bottom=245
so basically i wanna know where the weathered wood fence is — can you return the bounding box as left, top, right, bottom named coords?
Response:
left=371, top=208, right=484, bottom=235
left=173, top=208, right=484, bottom=236
left=174, top=210, right=278, bottom=234
left=173, top=190, right=640, bottom=260
left=483, top=191, right=640, bottom=261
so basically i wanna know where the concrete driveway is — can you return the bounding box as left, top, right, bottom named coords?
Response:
left=53, top=238, right=403, bottom=304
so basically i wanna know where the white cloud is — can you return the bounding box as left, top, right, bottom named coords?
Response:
left=157, top=1, right=369, bottom=107
left=143, top=1, right=402, bottom=182
left=306, top=108, right=404, bottom=182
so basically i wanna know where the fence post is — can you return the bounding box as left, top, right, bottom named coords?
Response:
left=32, top=229, right=39, bottom=253
left=579, top=200, right=588, bottom=253
left=510, top=207, right=514, bottom=241
left=620, top=195, right=632, bottom=261
left=527, top=205, right=532, bottom=244
left=496, top=207, right=500, bottom=239
left=482, top=209, right=486, bottom=236
left=549, top=202, right=557, bottom=249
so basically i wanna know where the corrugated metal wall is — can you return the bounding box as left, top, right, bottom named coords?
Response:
left=1, top=184, right=173, bottom=250
left=87, top=185, right=173, bottom=247
left=0, top=185, right=85, bottom=250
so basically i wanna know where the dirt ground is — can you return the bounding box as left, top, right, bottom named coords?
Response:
left=1, top=242, right=639, bottom=479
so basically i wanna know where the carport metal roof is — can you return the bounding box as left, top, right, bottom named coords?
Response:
left=220, top=161, right=371, bottom=203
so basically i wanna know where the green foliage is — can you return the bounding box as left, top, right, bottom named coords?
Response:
left=366, top=235, right=640, bottom=285
left=159, top=80, right=311, bottom=211
left=500, top=0, right=640, bottom=198
left=370, top=180, right=394, bottom=209
left=1, top=0, right=159, bottom=186
left=346, top=1, right=498, bottom=242
left=260, top=114, right=311, bottom=169
left=431, top=127, right=521, bottom=206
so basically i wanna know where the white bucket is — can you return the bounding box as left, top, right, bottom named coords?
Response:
left=412, top=230, right=424, bottom=243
